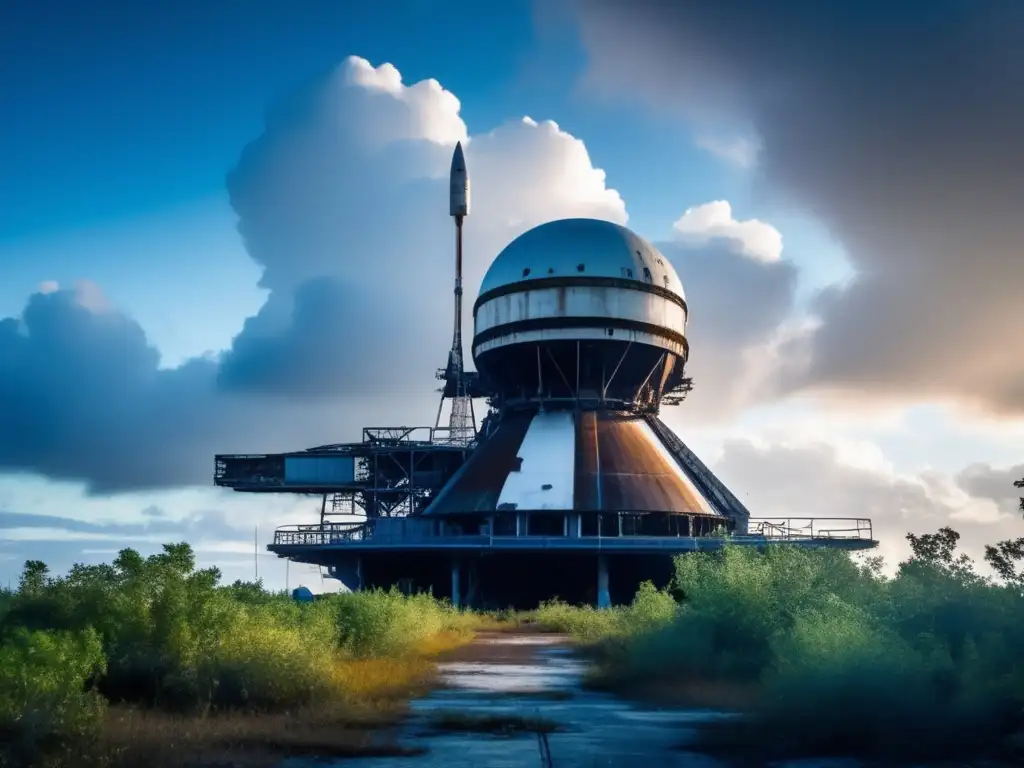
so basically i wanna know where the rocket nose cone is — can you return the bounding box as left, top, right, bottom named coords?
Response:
left=451, top=141, right=466, bottom=174
left=450, top=141, right=470, bottom=217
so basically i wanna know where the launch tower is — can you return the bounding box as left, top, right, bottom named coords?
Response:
left=434, top=142, right=477, bottom=445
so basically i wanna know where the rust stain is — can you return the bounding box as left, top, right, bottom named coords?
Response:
left=556, top=285, right=567, bottom=315
left=587, top=413, right=716, bottom=514
left=574, top=411, right=600, bottom=510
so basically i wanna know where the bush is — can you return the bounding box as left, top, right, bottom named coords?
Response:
left=0, top=542, right=484, bottom=762
left=0, top=628, right=106, bottom=763
left=537, top=580, right=677, bottom=644
left=332, top=589, right=475, bottom=657
left=562, top=531, right=1024, bottom=761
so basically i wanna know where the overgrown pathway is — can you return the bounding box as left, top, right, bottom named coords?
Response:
left=316, top=626, right=735, bottom=767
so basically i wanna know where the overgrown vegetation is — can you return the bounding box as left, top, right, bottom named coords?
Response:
left=0, top=543, right=481, bottom=767
left=538, top=528, right=1024, bottom=762
left=536, top=580, right=676, bottom=644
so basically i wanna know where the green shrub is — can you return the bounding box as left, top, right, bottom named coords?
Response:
left=0, top=542, right=482, bottom=743
left=569, top=531, right=1024, bottom=761
left=0, top=627, right=106, bottom=762
left=536, top=580, right=676, bottom=644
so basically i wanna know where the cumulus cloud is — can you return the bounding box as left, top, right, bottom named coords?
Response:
left=567, top=0, right=1024, bottom=414
left=0, top=56, right=629, bottom=491
left=672, top=200, right=782, bottom=262
left=713, top=436, right=1021, bottom=570
left=219, top=56, right=627, bottom=397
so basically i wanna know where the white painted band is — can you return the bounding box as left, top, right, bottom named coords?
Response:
left=472, top=327, right=687, bottom=359
left=474, top=285, right=686, bottom=338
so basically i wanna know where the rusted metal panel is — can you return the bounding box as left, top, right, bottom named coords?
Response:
left=575, top=412, right=719, bottom=514
left=424, top=410, right=533, bottom=514
left=574, top=411, right=600, bottom=510
left=430, top=408, right=720, bottom=517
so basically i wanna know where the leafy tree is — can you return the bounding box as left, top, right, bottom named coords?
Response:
left=18, top=560, right=49, bottom=596
left=984, top=537, right=1024, bottom=591
left=903, top=526, right=980, bottom=584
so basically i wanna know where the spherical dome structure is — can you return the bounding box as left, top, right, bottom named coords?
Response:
left=478, top=219, right=687, bottom=302
left=473, top=218, right=690, bottom=410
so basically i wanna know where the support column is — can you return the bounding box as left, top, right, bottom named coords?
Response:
left=597, top=555, right=611, bottom=609
left=467, top=559, right=480, bottom=608
left=451, top=558, right=462, bottom=609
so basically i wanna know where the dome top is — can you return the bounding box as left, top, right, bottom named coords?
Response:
left=478, top=218, right=685, bottom=302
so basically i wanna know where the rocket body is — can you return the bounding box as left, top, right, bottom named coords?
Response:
left=449, top=141, right=470, bottom=218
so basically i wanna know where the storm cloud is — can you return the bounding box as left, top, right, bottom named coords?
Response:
left=657, top=232, right=798, bottom=420
left=0, top=283, right=369, bottom=492
left=568, top=0, right=1024, bottom=414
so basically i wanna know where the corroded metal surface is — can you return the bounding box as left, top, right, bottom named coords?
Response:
left=426, top=409, right=724, bottom=516
left=575, top=412, right=718, bottom=514
left=425, top=411, right=533, bottom=514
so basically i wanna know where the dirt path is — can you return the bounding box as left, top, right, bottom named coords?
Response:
left=285, top=626, right=736, bottom=767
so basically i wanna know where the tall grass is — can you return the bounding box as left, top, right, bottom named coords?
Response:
left=536, top=529, right=1024, bottom=761
left=0, top=544, right=482, bottom=765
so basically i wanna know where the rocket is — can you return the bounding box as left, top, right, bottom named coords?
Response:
left=450, top=141, right=470, bottom=219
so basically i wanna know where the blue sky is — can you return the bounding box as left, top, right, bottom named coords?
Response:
left=1, top=0, right=1021, bottom=588
left=2, top=0, right=781, bottom=362
left=0, top=0, right=848, bottom=363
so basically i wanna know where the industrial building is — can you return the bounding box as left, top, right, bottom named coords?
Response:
left=214, top=143, right=876, bottom=608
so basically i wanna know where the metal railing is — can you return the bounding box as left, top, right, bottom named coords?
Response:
left=746, top=517, right=873, bottom=541
left=271, top=516, right=874, bottom=547
left=272, top=522, right=369, bottom=546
